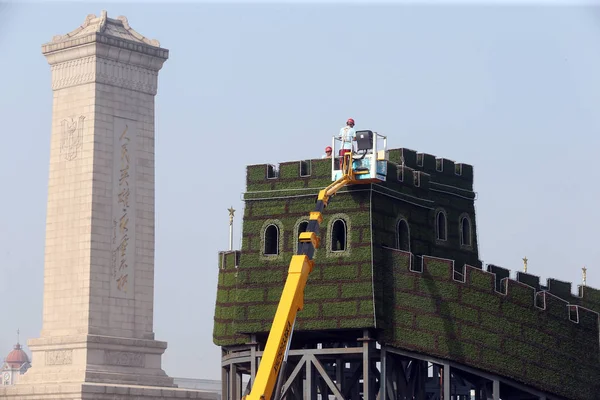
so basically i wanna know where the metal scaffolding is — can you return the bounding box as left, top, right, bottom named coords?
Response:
left=220, top=329, right=561, bottom=400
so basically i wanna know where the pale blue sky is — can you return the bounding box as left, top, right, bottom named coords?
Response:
left=1, top=1, right=599, bottom=381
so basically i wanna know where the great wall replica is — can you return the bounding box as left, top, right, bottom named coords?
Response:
left=213, top=149, right=600, bottom=400
left=0, top=8, right=597, bottom=400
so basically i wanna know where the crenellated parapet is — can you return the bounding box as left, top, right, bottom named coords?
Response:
left=245, top=159, right=330, bottom=191
left=388, top=148, right=474, bottom=191
left=375, top=249, right=600, bottom=400
left=245, top=148, right=476, bottom=202
left=471, top=264, right=600, bottom=316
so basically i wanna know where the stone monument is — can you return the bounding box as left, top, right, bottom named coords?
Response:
left=0, top=11, right=216, bottom=399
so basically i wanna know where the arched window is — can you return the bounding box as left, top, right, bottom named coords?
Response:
left=296, top=221, right=309, bottom=252
left=331, top=219, right=347, bottom=252
left=396, top=219, right=410, bottom=251
left=436, top=210, right=447, bottom=241
left=460, top=215, right=472, bottom=246
left=264, top=224, right=279, bottom=255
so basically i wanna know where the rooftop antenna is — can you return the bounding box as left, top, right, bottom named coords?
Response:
left=228, top=206, right=236, bottom=251
left=522, top=256, right=528, bottom=273
left=582, top=266, right=587, bottom=286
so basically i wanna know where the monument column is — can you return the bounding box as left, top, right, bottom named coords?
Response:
left=38, top=11, right=167, bottom=342
left=0, top=11, right=214, bottom=398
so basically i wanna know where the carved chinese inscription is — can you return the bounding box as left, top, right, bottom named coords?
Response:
left=105, top=351, right=144, bottom=367
left=111, top=118, right=136, bottom=299
left=60, top=115, right=85, bottom=161
left=46, top=349, right=73, bottom=365
left=115, top=124, right=131, bottom=293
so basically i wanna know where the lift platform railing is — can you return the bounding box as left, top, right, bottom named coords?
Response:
left=331, top=130, right=388, bottom=182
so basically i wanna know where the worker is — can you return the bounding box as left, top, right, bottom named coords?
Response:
left=338, top=118, right=356, bottom=172
left=338, top=118, right=356, bottom=155
left=322, top=146, right=333, bottom=159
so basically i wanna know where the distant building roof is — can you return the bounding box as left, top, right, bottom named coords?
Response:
left=3, top=343, right=30, bottom=369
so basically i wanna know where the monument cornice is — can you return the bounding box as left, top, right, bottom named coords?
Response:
left=42, top=32, right=169, bottom=66
left=43, top=36, right=167, bottom=71
left=42, top=11, right=169, bottom=94
left=46, top=44, right=164, bottom=94
left=42, top=10, right=168, bottom=70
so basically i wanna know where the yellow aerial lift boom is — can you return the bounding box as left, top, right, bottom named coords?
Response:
left=245, top=130, right=388, bottom=400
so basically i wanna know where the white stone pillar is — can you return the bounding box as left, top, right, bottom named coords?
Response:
left=0, top=11, right=218, bottom=399
left=16, top=9, right=173, bottom=388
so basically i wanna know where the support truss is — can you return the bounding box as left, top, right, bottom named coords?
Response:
left=220, top=330, right=561, bottom=400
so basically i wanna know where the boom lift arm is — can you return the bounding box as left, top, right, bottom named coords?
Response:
left=245, top=132, right=386, bottom=400
left=244, top=174, right=351, bottom=400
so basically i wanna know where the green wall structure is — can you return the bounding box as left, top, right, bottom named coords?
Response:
left=213, top=149, right=600, bottom=400
left=377, top=250, right=600, bottom=400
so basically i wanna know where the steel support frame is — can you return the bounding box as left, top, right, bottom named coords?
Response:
left=220, top=331, right=562, bottom=400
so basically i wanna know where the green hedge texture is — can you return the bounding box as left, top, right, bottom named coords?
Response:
left=379, top=250, right=600, bottom=400
left=213, top=188, right=374, bottom=346
left=214, top=153, right=599, bottom=400
left=370, top=190, right=481, bottom=271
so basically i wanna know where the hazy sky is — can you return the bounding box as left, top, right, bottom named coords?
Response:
left=1, top=1, right=599, bottom=381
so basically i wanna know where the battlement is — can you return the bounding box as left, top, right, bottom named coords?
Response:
left=410, top=256, right=600, bottom=327
left=388, top=148, right=474, bottom=191
left=470, top=264, right=600, bottom=315
left=218, top=250, right=240, bottom=270
left=245, top=148, right=475, bottom=196
left=245, top=158, right=331, bottom=194
left=376, top=249, right=600, bottom=399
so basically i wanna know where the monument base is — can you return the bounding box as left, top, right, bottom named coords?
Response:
left=0, top=382, right=219, bottom=400
left=16, top=334, right=176, bottom=388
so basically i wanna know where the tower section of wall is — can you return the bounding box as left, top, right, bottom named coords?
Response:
left=214, top=159, right=376, bottom=346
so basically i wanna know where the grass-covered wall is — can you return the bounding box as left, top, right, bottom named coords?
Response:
left=213, top=150, right=600, bottom=399
left=214, top=159, right=377, bottom=346
left=377, top=249, right=600, bottom=400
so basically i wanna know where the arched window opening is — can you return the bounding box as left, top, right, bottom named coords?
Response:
left=264, top=224, right=279, bottom=255
left=436, top=211, right=447, bottom=241
left=331, top=219, right=347, bottom=252
left=461, top=216, right=472, bottom=246
left=397, top=219, right=410, bottom=251
left=296, top=221, right=309, bottom=252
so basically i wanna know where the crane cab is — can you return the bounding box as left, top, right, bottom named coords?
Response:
left=331, top=130, right=388, bottom=182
